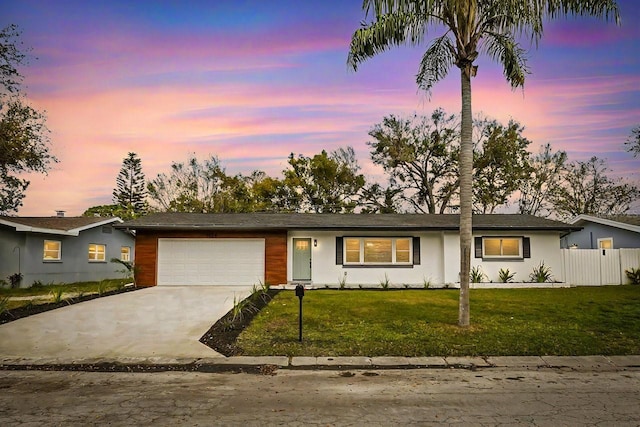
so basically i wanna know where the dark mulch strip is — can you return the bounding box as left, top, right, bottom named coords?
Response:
left=0, top=286, right=141, bottom=325
left=199, top=289, right=280, bottom=356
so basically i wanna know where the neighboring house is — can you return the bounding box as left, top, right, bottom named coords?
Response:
left=0, top=215, right=135, bottom=287
left=561, top=215, right=640, bottom=249
left=117, top=213, right=578, bottom=287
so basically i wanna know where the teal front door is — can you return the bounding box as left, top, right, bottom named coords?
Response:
left=292, top=238, right=312, bottom=280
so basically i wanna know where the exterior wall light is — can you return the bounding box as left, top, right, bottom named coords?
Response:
left=313, top=239, right=318, bottom=247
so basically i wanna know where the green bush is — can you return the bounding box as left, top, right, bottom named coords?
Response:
left=626, top=268, right=640, bottom=285
left=529, top=262, right=554, bottom=283
left=470, top=266, right=486, bottom=283
left=498, top=268, right=515, bottom=283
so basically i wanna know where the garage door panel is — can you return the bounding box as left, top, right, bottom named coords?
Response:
left=157, top=239, right=265, bottom=286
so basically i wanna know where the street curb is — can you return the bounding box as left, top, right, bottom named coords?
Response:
left=1, top=355, right=639, bottom=373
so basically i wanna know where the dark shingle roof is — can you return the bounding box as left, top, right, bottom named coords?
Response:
left=117, top=213, right=578, bottom=232
left=0, top=216, right=119, bottom=232
left=598, top=215, right=640, bottom=227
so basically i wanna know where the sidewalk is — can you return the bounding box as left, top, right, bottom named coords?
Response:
left=2, top=354, right=639, bottom=372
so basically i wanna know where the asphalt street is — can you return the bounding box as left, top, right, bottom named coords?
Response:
left=1, top=367, right=639, bottom=426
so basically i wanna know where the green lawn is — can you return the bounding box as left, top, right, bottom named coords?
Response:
left=237, top=286, right=640, bottom=357
left=0, top=278, right=131, bottom=310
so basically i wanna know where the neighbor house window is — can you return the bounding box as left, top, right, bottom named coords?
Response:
left=482, top=237, right=522, bottom=258
left=120, top=246, right=131, bottom=262
left=88, top=244, right=106, bottom=262
left=344, top=237, right=412, bottom=265
left=597, top=238, right=613, bottom=249
left=43, top=240, right=61, bottom=261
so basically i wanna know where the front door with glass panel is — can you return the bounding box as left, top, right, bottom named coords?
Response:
left=292, top=238, right=312, bottom=281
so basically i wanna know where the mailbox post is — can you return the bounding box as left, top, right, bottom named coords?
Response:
left=295, top=284, right=305, bottom=342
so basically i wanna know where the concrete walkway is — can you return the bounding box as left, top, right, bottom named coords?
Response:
left=0, top=286, right=253, bottom=361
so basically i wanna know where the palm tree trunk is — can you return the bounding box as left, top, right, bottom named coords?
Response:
left=458, top=65, right=473, bottom=327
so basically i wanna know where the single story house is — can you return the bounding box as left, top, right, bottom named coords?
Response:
left=561, top=214, right=640, bottom=249
left=0, top=215, right=135, bottom=287
left=117, top=213, right=578, bottom=287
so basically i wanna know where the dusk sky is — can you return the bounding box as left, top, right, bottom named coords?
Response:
left=4, top=0, right=640, bottom=216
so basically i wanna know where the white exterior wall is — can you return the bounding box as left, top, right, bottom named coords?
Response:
left=469, top=231, right=563, bottom=284
left=287, top=230, right=565, bottom=286
left=287, top=230, right=444, bottom=286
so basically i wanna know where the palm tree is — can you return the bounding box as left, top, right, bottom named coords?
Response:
left=348, top=0, right=619, bottom=327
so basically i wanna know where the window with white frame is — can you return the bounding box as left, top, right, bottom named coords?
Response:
left=88, top=244, right=106, bottom=262
left=43, top=240, right=61, bottom=261
left=597, top=237, right=613, bottom=249
left=120, top=246, right=131, bottom=262
left=482, top=237, right=522, bottom=258
left=344, top=237, right=412, bottom=265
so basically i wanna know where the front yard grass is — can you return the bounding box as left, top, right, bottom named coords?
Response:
left=237, top=286, right=640, bottom=357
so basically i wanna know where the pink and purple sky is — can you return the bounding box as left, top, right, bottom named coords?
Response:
left=5, top=0, right=640, bottom=216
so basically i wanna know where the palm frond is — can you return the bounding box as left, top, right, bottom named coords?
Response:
left=482, top=32, right=529, bottom=88
left=416, top=34, right=455, bottom=94
left=348, top=12, right=426, bottom=70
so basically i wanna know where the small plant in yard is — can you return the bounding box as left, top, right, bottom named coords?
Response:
left=470, top=266, right=486, bottom=283
left=110, top=258, right=139, bottom=286
left=97, top=280, right=109, bottom=296
left=423, top=277, right=431, bottom=289
left=626, top=267, right=640, bottom=285
left=251, top=280, right=272, bottom=304
left=230, top=294, right=258, bottom=325
left=529, top=262, right=554, bottom=283
left=0, top=279, right=8, bottom=289
left=8, top=273, right=23, bottom=289
left=338, top=272, right=347, bottom=290
left=380, top=273, right=390, bottom=290
left=31, top=280, right=44, bottom=288
left=50, top=288, right=65, bottom=304
left=498, top=268, right=515, bottom=283
left=0, top=296, right=10, bottom=316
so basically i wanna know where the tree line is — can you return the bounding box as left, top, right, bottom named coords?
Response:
left=91, top=108, right=639, bottom=221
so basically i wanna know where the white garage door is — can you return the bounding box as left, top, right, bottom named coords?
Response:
left=157, top=238, right=265, bottom=286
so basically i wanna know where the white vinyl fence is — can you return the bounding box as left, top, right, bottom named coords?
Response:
left=562, top=248, right=640, bottom=286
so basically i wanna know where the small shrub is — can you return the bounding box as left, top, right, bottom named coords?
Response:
left=470, top=266, right=486, bottom=283
left=0, top=296, right=10, bottom=315
left=31, top=280, right=44, bottom=288
left=231, top=294, right=258, bottom=324
left=250, top=280, right=271, bottom=304
left=0, top=279, right=9, bottom=289
left=338, top=272, right=347, bottom=290
left=498, top=268, right=515, bottom=283
left=50, top=288, right=65, bottom=304
left=97, top=280, right=110, bottom=296
left=529, top=262, right=554, bottom=283
left=423, top=277, right=432, bottom=289
left=380, top=273, right=390, bottom=290
left=626, top=267, right=640, bottom=285
left=8, top=273, right=23, bottom=289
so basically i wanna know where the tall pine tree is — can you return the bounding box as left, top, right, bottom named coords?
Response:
left=113, top=152, right=147, bottom=217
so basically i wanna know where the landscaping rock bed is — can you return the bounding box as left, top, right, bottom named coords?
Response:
left=199, top=289, right=280, bottom=356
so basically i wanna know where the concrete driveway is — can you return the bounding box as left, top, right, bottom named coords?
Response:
left=0, top=286, right=253, bottom=361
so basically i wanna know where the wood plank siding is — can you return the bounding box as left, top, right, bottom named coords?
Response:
left=134, top=230, right=287, bottom=287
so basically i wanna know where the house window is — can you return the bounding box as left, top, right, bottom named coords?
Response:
left=43, top=240, right=61, bottom=261
left=120, top=246, right=131, bottom=262
left=344, top=237, right=412, bottom=265
left=483, top=237, right=522, bottom=258
left=597, top=238, right=613, bottom=249
left=88, top=244, right=106, bottom=262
